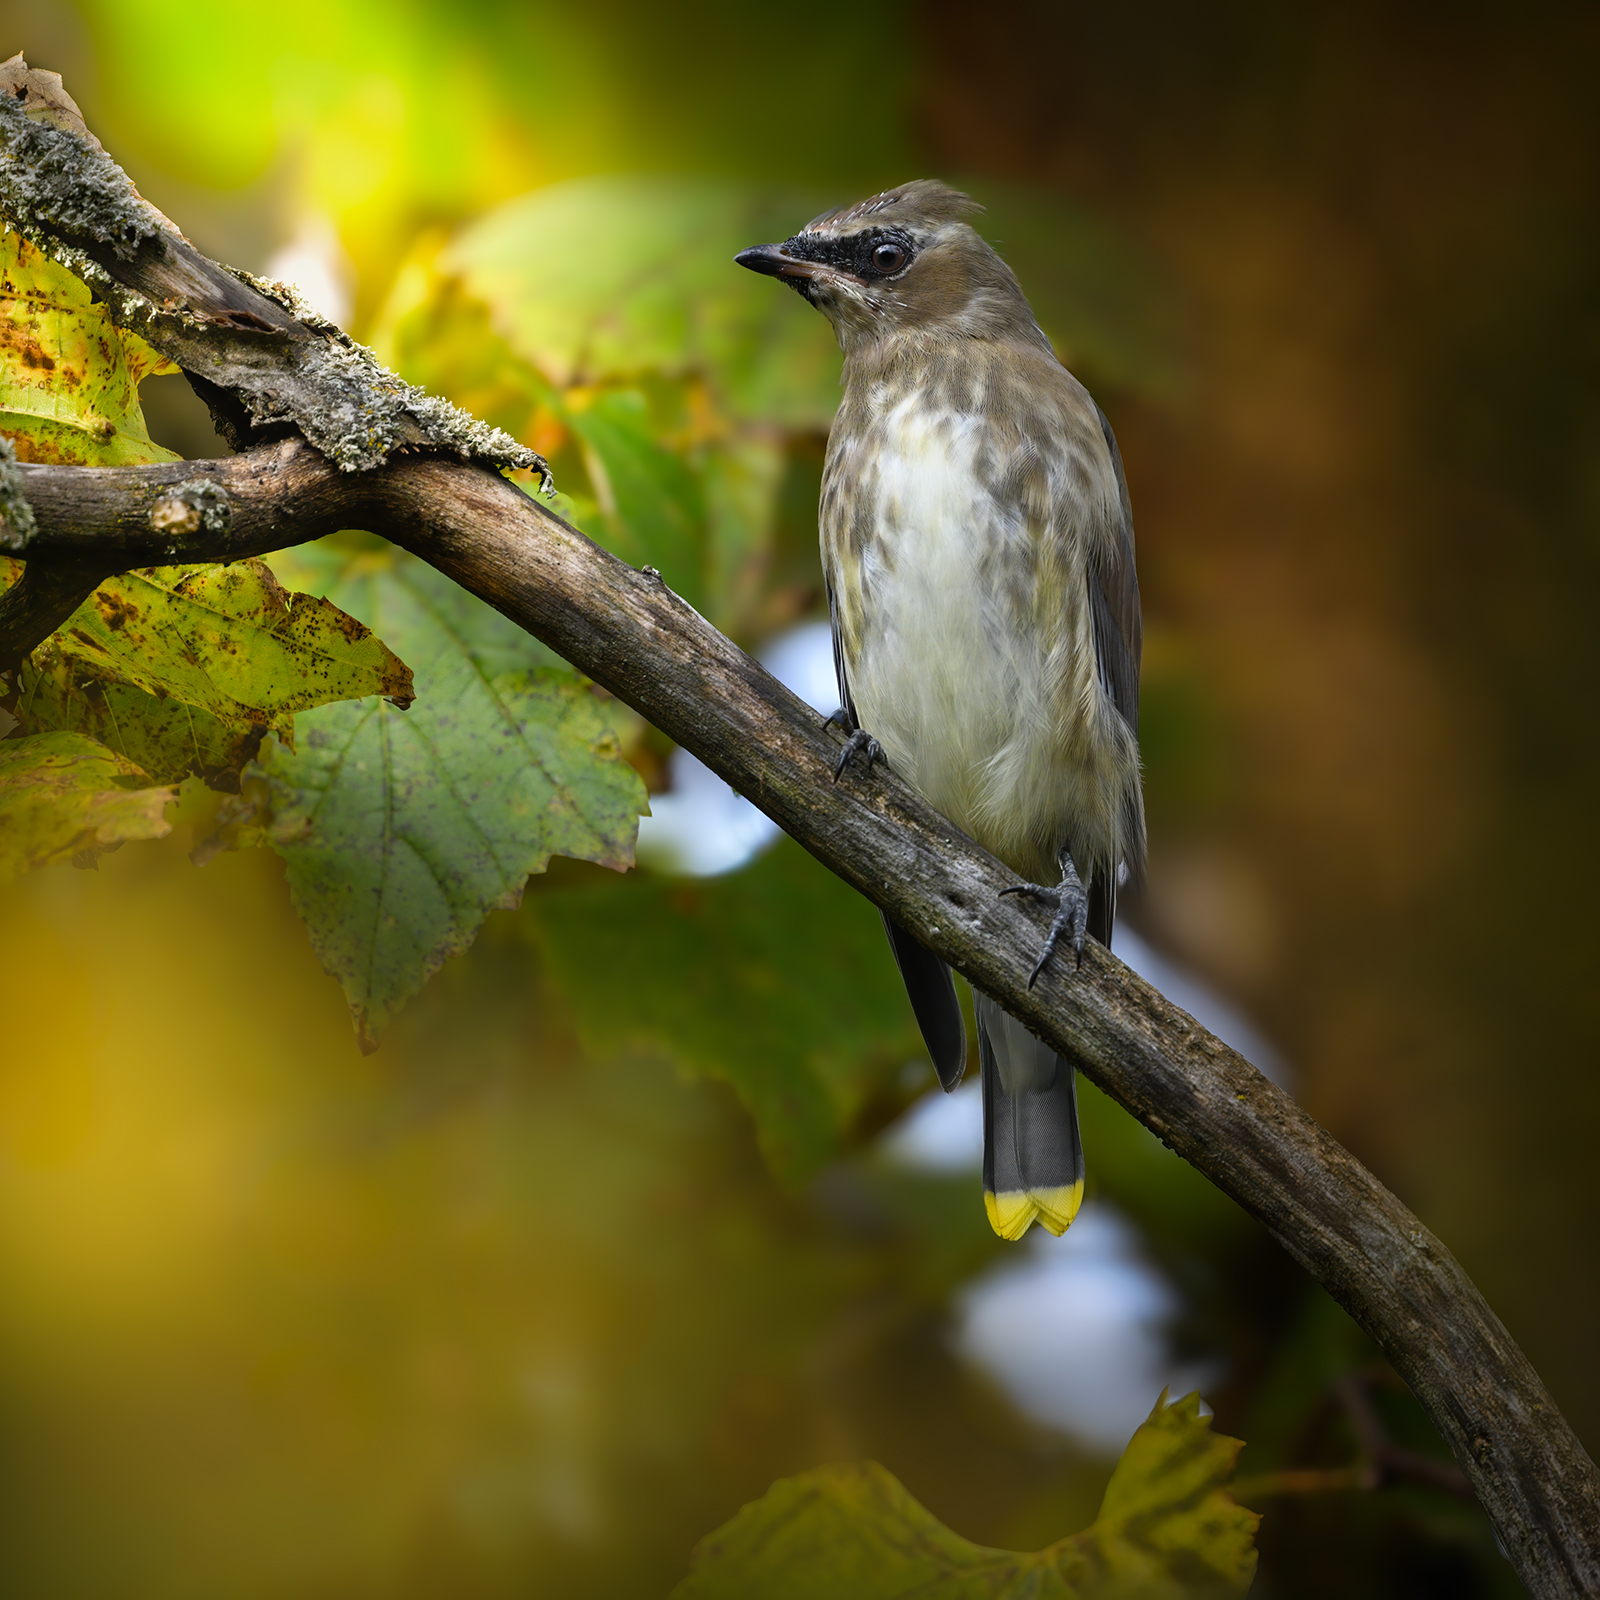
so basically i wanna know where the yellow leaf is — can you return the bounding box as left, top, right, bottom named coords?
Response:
left=675, top=1392, right=1257, bottom=1599
left=14, top=559, right=414, bottom=788
left=0, top=230, right=179, bottom=466
left=0, top=730, right=175, bottom=881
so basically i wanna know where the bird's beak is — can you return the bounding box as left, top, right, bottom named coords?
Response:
left=734, top=243, right=820, bottom=281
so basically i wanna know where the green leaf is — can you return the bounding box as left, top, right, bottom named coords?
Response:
left=1075, top=1391, right=1258, bottom=1595
left=527, top=839, right=926, bottom=1185
left=679, top=1459, right=1065, bottom=1600
left=436, top=176, right=844, bottom=430
left=12, top=559, right=414, bottom=788
left=255, top=539, right=647, bottom=1049
left=0, top=229, right=180, bottom=465
left=703, top=436, right=787, bottom=627
left=562, top=386, right=708, bottom=609
left=0, top=729, right=175, bottom=880
left=674, top=1392, right=1257, bottom=1600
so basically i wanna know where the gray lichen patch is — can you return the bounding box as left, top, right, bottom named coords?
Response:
left=224, top=268, right=338, bottom=333
left=0, top=61, right=552, bottom=487
left=0, top=61, right=169, bottom=261
left=228, top=267, right=552, bottom=482
left=291, top=320, right=530, bottom=474
left=150, top=479, right=231, bottom=539
left=0, top=437, right=37, bottom=552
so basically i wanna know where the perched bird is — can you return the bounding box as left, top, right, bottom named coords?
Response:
left=736, top=181, right=1144, bottom=1242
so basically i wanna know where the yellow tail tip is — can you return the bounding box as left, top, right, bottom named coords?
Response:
left=984, top=1180, right=1084, bottom=1241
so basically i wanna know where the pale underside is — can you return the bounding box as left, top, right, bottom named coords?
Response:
left=822, top=359, right=1140, bottom=889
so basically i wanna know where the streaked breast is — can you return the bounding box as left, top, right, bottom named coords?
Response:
left=822, top=379, right=1126, bottom=882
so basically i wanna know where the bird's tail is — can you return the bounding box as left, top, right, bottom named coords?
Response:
left=880, top=912, right=968, bottom=1091
left=976, top=993, right=1084, bottom=1241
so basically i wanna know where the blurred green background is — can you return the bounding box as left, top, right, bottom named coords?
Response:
left=2, top=0, right=1597, bottom=1594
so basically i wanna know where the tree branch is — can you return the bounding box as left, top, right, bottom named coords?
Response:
left=0, top=548, right=116, bottom=672
left=10, top=441, right=1600, bottom=1593
left=3, top=55, right=1597, bottom=1597
left=0, top=54, right=548, bottom=480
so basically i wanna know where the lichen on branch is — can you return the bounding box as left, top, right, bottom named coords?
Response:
left=0, top=55, right=549, bottom=482
left=0, top=53, right=169, bottom=262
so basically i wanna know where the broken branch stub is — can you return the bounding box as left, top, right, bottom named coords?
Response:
left=0, top=53, right=548, bottom=482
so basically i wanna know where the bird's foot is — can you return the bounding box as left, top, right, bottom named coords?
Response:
left=1000, top=853, right=1090, bottom=984
left=826, top=707, right=887, bottom=782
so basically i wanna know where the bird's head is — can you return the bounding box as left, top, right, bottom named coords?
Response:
left=735, top=180, right=1046, bottom=356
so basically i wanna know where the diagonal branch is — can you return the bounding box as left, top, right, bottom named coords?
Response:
left=11, top=441, right=1600, bottom=1595
left=2, top=56, right=1597, bottom=1600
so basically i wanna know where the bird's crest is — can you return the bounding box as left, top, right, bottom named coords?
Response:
left=805, top=180, right=983, bottom=236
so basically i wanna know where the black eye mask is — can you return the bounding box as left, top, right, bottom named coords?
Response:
left=781, top=226, right=918, bottom=282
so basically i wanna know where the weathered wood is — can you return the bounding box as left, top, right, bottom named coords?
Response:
left=0, top=443, right=378, bottom=663
left=10, top=441, right=1600, bottom=1593
left=0, top=54, right=545, bottom=479
left=0, top=549, right=116, bottom=672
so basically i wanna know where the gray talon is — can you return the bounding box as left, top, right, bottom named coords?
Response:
left=1000, top=851, right=1091, bottom=984
left=827, top=706, right=887, bottom=781
left=833, top=726, right=886, bottom=781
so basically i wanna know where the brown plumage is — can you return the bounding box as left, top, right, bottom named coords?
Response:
left=737, top=181, right=1144, bottom=1240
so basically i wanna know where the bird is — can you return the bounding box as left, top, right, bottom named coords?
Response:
left=735, top=180, right=1144, bottom=1242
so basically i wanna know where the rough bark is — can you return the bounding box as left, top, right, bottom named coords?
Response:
left=7, top=442, right=1600, bottom=1593
left=0, top=54, right=547, bottom=480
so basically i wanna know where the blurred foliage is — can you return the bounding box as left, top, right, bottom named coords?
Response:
left=0, top=832, right=1087, bottom=1599
left=371, top=176, right=846, bottom=637
left=0, top=726, right=174, bottom=877
left=529, top=837, right=924, bottom=1185
left=432, top=179, right=844, bottom=426
left=677, top=1394, right=1257, bottom=1599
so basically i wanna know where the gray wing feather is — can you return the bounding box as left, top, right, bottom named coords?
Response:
left=1087, top=402, right=1145, bottom=928
left=1089, top=401, right=1142, bottom=738
left=826, top=577, right=858, bottom=725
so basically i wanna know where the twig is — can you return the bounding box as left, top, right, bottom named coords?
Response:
left=1235, top=1364, right=1476, bottom=1505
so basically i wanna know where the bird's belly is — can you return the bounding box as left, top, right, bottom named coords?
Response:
left=835, top=418, right=1115, bottom=882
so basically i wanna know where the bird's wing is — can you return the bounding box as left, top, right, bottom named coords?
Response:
left=825, top=576, right=859, bottom=726
left=1088, top=401, right=1142, bottom=739
left=828, top=575, right=968, bottom=1090
left=1086, top=402, right=1145, bottom=940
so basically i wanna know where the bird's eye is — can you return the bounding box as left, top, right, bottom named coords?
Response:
left=871, top=243, right=906, bottom=274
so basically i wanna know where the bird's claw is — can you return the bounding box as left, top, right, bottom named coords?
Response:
left=1000, top=856, right=1090, bottom=985
left=833, top=726, right=886, bottom=781
left=826, top=707, right=887, bottom=781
